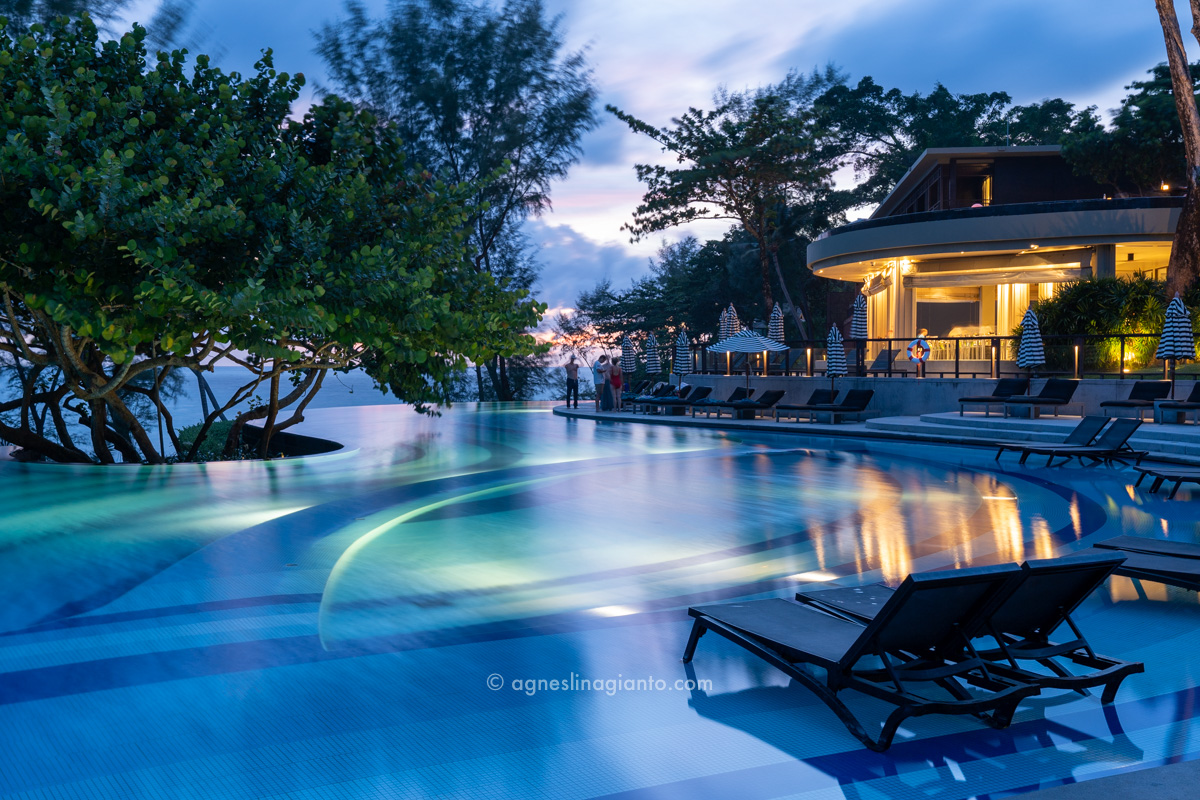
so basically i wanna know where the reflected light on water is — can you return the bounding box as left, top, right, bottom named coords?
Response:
left=789, top=571, right=839, bottom=582
left=589, top=605, right=640, bottom=617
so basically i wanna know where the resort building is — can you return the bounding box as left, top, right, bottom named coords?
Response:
left=807, top=146, right=1183, bottom=353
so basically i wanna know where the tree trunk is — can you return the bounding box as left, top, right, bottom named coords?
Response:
left=0, top=418, right=92, bottom=463
left=258, top=367, right=282, bottom=459
left=756, top=247, right=775, bottom=327
left=498, top=355, right=513, bottom=401
left=88, top=400, right=113, bottom=464
left=474, top=363, right=484, bottom=401
left=1157, top=0, right=1200, bottom=294
left=768, top=248, right=813, bottom=339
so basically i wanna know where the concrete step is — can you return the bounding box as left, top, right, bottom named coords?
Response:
left=920, top=413, right=1082, bottom=434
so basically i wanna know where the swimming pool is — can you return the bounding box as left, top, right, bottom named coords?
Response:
left=0, top=403, right=1197, bottom=799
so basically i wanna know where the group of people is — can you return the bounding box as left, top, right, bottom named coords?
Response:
left=562, top=354, right=623, bottom=411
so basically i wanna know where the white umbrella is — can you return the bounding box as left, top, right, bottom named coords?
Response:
left=1016, top=308, right=1046, bottom=371
left=850, top=294, right=869, bottom=339
left=645, top=332, right=661, bottom=375
left=673, top=328, right=691, bottom=376
left=1156, top=293, right=1196, bottom=396
left=717, top=307, right=728, bottom=340
left=621, top=335, right=636, bottom=375
left=768, top=303, right=785, bottom=343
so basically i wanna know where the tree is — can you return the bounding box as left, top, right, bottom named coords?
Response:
left=0, top=0, right=130, bottom=28
left=0, top=16, right=541, bottom=463
left=1062, top=63, right=1197, bottom=195
left=609, top=68, right=845, bottom=337
left=315, top=0, right=596, bottom=399
left=1152, top=0, right=1200, bottom=295
left=816, top=78, right=1098, bottom=208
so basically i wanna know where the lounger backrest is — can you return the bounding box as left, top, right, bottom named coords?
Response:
left=867, top=349, right=896, bottom=370
left=1092, top=417, right=1141, bottom=449
left=1063, top=416, right=1109, bottom=446
left=754, top=390, right=786, bottom=407
left=994, top=377, right=1030, bottom=397
left=806, top=388, right=837, bottom=405
left=685, top=386, right=712, bottom=402
left=724, top=387, right=753, bottom=403
left=1128, top=381, right=1171, bottom=401
left=843, top=564, right=1023, bottom=665
left=839, top=389, right=874, bottom=410
left=1187, top=382, right=1200, bottom=403
left=986, top=554, right=1125, bottom=640
left=1038, top=379, right=1078, bottom=401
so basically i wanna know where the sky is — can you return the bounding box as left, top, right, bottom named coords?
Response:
left=117, top=0, right=1188, bottom=319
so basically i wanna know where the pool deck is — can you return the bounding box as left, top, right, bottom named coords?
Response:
left=554, top=405, right=1200, bottom=464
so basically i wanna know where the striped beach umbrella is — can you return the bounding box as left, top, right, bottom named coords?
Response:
left=722, top=303, right=741, bottom=339
left=1016, top=308, right=1046, bottom=371
left=825, top=325, right=847, bottom=377
left=1156, top=293, right=1196, bottom=395
left=717, top=307, right=728, bottom=340
left=673, top=328, right=691, bottom=376
left=645, top=332, right=661, bottom=375
left=708, top=329, right=788, bottom=388
left=620, top=335, right=636, bottom=375
left=768, top=303, right=785, bottom=343
left=850, top=294, right=869, bottom=339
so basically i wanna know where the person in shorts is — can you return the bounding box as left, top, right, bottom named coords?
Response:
left=564, top=356, right=580, bottom=409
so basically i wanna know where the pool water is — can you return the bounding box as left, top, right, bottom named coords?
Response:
left=0, top=403, right=1197, bottom=799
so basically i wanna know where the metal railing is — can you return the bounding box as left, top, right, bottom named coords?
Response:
left=689, top=333, right=1198, bottom=380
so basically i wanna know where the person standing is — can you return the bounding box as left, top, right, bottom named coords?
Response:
left=593, top=355, right=609, bottom=411
left=609, top=357, right=623, bottom=411
left=564, top=356, right=580, bottom=409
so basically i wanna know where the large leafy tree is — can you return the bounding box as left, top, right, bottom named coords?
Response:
left=315, top=0, right=597, bottom=400
left=815, top=78, right=1100, bottom=208
left=609, top=68, right=846, bottom=337
left=1063, top=63, right=1198, bottom=195
left=0, top=15, right=540, bottom=463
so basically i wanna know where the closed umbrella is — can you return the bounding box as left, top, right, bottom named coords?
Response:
left=1016, top=308, right=1046, bottom=373
left=850, top=294, right=869, bottom=339
left=725, top=303, right=742, bottom=337
left=645, top=332, right=661, bottom=375
left=708, top=329, right=788, bottom=388
left=673, top=328, right=691, bottom=377
left=826, top=325, right=847, bottom=394
left=717, top=307, right=728, bottom=341
left=768, top=303, right=785, bottom=343
left=1156, top=293, right=1197, bottom=396
left=621, top=335, right=636, bottom=376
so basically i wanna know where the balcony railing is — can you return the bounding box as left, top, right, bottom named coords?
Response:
left=688, top=333, right=1199, bottom=380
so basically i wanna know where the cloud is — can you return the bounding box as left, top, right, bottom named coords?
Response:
left=525, top=219, right=649, bottom=314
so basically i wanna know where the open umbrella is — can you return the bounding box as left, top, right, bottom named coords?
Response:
left=1156, top=293, right=1197, bottom=397
left=768, top=303, right=785, bottom=343
left=620, top=335, right=636, bottom=376
left=1016, top=308, right=1046, bottom=374
left=708, top=329, right=788, bottom=388
left=645, top=332, right=661, bottom=375
left=826, top=325, right=847, bottom=394
left=850, top=294, right=869, bottom=339
left=674, top=328, right=691, bottom=377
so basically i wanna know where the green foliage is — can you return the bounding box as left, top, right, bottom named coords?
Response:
left=1062, top=63, right=1199, bottom=194
left=316, top=0, right=594, bottom=399
left=608, top=68, right=846, bottom=334
left=816, top=78, right=1101, bottom=207
left=175, top=419, right=250, bottom=462
left=0, top=15, right=542, bottom=463
left=1033, top=277, right=1200, bottom=371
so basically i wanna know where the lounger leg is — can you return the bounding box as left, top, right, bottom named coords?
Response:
left=1150, top=476, right=1165, bottom=493
left=1134, top=472, right=1147, bottom=487
left=681, top=620, right=707, bottom=663
left=1169, top=481, right=1182, bottom=500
